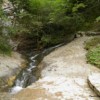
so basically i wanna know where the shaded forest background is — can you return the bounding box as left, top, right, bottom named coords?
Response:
left=0, top=0, right=100, bottom=54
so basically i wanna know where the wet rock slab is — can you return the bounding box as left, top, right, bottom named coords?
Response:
left=88, top=73, right=100, bottom=96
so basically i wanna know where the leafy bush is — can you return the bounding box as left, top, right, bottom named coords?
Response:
left=85, top=37, right=100, bottom=68
left=8, top=0, right=85, bottom=50
left=6, top=0, right=100, bottom=51
left=0, top=36, right=12, bottom=55
left=85, top=37, right=100, bottom=50
left=0, top=1, right=13, bottom=55
left=86, top=46, right=100, bottom=68
left=96, top=16, right=100, bottom=22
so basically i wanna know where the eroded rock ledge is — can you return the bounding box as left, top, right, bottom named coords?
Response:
left=88, top=73, right=100, bottom=97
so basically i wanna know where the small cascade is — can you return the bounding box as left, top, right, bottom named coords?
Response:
left=10, top=43, right=64, bottom=94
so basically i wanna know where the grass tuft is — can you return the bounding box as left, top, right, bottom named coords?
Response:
left=86, top=46, right=100, bottom=68
left=85, top=36, right=100, bottom=68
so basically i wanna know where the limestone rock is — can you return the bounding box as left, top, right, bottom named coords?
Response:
left=13, top=37, right=100, bottom=100
left=0, top=52, right=26, bottom=91
left=88, top=73, right=100, bottom=96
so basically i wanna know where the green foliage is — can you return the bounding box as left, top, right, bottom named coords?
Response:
left=85, top=37, right=100, bottom=68
left=72, top=3, right=86, bottom=12
left=96, top=16, right=100, bottom=22
left=8, top=0, right=86, bottom=50
left=85, top=37, right=100, bottom=50
left=86, top=46, right=100, bottom=68
left=0, top=36, right=12, bottom=55
left=5, top=0, right=100, bottom=51
left=83, top=0, right=100, bottom=22
left=0, top=1, right=12, bottom=55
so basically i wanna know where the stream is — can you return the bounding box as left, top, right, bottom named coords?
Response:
left=10, top=43, right=64, bottom=94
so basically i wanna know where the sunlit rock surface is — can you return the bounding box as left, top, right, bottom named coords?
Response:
left=88, top=73, right=100, bottom=96
left=0, top=52, right=26, bottom=91
left=13, top=37, right=100, bottom=100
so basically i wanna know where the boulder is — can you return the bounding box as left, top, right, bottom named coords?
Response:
left=88, top=73, right=100, bottom=96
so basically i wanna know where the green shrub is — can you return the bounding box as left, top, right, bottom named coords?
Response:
left=0, top=36, right=12, bottom=55
left=96, top=16, right=100, bottom=22
left=85, top=37, right=100, bottom=68
left=86, top=46, right=100, bottom=68
left=85, top=37, right=100, bottom=50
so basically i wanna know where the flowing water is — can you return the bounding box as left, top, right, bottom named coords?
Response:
left=10, top=43, right=64, bottom=94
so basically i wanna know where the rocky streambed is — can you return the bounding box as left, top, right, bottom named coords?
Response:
left=13, top=36, right=100, bottom=100
left=0, top=36, right=100, bottom=100
left=0, top=42, right=65, bottom=100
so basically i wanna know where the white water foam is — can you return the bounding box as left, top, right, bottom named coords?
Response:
left=10, top=86, right=23, bottom=94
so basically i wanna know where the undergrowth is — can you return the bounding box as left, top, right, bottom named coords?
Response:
left=85, top=36, right=100, bottom=68
left=85, top=37, right=100, bottom=50
left=0, top=36, right=12, bottom=55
